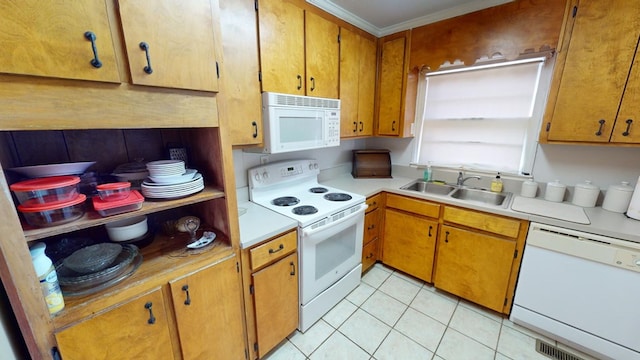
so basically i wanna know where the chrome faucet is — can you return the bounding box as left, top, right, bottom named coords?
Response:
left=457, top=171, right=481, bottom=186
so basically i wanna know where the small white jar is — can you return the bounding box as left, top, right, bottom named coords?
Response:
left=520, top=180, right=538, bottom=198
left=602, top=181, right=634, bottom=213
left=572, top=180, right=600, bottom=207
left=544, top=180, right=566, bottom=202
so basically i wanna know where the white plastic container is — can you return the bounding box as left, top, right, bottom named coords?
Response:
left=29, top=242, right=64, bottom=315
left=626, top=176, right=640, bottom=220
left=544, top=180, right=566, bottom=203
left=602, top=181, right=634, bottom=213
left=520, top=180, right=538, bottom=198
left=572, top=180, right=599, bottom=207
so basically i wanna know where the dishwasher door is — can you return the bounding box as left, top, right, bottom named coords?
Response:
left=511, top=222, right=640, bottom=360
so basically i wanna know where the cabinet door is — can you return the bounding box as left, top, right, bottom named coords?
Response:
left=220, top=0, right=263, bottom=145
left=55, top=288, right=173, bottom=360
left=382, top=209, right=437, bottom=282
left=339, top=27, right=361, bottom=137
left=435, top=225, right=515, bottom=312
left=118, top=0, right=219, bottom=92
left=253, top=252, right=299, bottom=358
left=0, top=0, right=120, bottom=83
left=169, top=256, right=246, bottom=360
left=362, top=238, right=378, bottom=273
left=547, top=1, right=640, bottom=142
left=358, top=36, right=377, bottom=136
left=377, top=36, right=406, bottom=136
left=364, top=207, right=380, bottom=245
left=305, top=11, right=339, bottom=99
left=258, top=0, right=305, bottom=95
left=612, top=48, right=640, bottom=143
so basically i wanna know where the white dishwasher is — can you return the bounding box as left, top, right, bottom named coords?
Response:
left=511, top=222, right=640, bottom=360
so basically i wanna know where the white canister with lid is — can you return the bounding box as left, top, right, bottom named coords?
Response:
left=602, top=181, right=634, bottom=213
left=626, top=176, right=640, bottom=220
left=572, top=180, right=599, bottom=207
left=544, top=180, right=566, bottom=202
left=520, top=180, right=538, bottom=198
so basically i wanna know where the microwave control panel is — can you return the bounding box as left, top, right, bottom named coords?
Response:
left=326, top=110, right=340, bottom=146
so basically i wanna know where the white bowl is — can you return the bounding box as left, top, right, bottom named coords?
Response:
left=105, top=215, right=148, bottom=242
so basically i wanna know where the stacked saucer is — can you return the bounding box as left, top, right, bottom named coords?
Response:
left=142, top=160, right=204, bottom=199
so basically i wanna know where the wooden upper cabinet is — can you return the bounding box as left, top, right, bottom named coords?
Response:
left=340, top=28, right=376, bottom=138
left=376, top=32, right=410, bottom=137
left=544, top=1, right=640, bottom=143
left=305, top=12, right=339, bottom=99
left=219, top=0, right=263, bottom=145
left=0, top=0, right=120, bottom=83
left=117, top=0, right=219, bottom=92
left=258, top=0, right=306, bottom=95
left=169, top=256, right=246, bottom=360
left=55, top=288, right=173, bottom=360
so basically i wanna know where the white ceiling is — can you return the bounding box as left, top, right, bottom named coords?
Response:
left=307, top=0, right=514, bottom=37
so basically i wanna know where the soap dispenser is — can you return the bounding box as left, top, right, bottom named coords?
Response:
left=423, top=162, right=432, bottom=182
left=491, top=173, right=503, bottom=193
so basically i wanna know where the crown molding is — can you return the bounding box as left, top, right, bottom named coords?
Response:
left=307, top=0, right=514, bottom=37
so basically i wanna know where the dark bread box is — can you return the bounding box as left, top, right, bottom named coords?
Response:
left=352, top=149, right=392, bottom=178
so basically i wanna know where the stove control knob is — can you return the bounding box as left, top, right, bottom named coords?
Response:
left=254, top=172, right=261, bottom=182
left=314, top=163, right=319, bottom=169
left=308, top=163, right=313, bottom=170
left=262, top=171, right=269, bottom=179
left=635, top=259, right=640, bottom=267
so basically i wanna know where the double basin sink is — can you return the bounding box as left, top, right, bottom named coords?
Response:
left=400, top=179, right=512, bottom=208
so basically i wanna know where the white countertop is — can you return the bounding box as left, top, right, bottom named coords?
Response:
left=320, top=173, right=640, bottom=244
left=237, top=200, right=298, bottom=249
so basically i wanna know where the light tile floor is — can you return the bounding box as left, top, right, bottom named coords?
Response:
left=263, top=264, right=599, bottom=360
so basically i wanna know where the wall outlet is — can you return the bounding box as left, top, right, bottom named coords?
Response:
left=260, top=155, right=269, bottom=164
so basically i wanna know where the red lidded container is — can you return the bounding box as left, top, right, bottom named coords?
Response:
left=10, top=176, right=80, bottom=206
left=18, top=194, right=86, bottom=227
left=92, top=190, right=144, bottom=217
left=96, top=182, right=131, bottom=202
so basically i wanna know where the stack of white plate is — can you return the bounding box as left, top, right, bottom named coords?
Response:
left=142, top=161, right=204, bottom=199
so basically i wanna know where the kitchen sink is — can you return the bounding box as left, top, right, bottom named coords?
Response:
left=449, top=187, right=512, bottom=207
left=400, top=180, right=456, bottom=196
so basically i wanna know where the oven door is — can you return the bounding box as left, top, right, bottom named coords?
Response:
left=299, top=205, right=365, bottom=305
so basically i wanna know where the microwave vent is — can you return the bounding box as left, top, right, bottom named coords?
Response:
left=274, top=93, right=340, bottom=109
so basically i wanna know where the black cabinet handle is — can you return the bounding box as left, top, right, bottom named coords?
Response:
left=252, top=121, right=258, bottom=138
left=84, top=31, right=102, bottom=68
left=623, top=119, right=633, bottom=136
left=269, top=244, right=284, bottom=254
left=392, top=120, right=396, bottom=132
left=310, top=77, right=316, bottom=91
left=139, top=42, right=153, bottom=74
left=444, top=230, right=450, bottom=243
left=144, top=302, right=156, bottom=324
left=359, top=121, right=363, bottom=132
left=353, top=121, right=357, bottom=133
left=297, top=75, right=302, bottom=90
left=428, top=225, right=432, bottom=237
left=595, top=119, right=605, bottom=136
left=290, top=261, right=295, bottom=276
left=182, top=285, right=191, bottom=305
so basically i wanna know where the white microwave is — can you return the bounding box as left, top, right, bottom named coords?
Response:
left=248, top=92, right=340, bottom=154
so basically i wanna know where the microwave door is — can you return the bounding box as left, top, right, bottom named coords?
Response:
left=272, top=108, right=326, bottom=152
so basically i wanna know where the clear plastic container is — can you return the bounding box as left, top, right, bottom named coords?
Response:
left=10, top=175, right=80, bottom=205
left=18, top=194, right=86, bottom=227
left=96, top=182, right=131, bottom=202
left=92, top=190, right=144, bottom=217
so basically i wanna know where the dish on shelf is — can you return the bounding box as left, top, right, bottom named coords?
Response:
left=63, top=243, right=123, bottom=274
left=8, top=161, right=96, bottom=178
left=18, top=194, right=86, bottom=227
left=96, top=182, right=131, bottom=201
left=105, top=215, right=148, bottom=242
left=146, top=160, right=186, bottom=177
left=148, top=169, right=198, bottom=185
left=141, top=173, right=204, bottom=199
left=56, top=244, right=139, bottom=292
left=10, top=176, right=81, bottom=205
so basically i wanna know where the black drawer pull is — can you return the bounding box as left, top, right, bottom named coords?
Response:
left=444, top=231, right=450, bottom=243
left=139, top=42, right=153, bottom=74
left=182, top=284, right=191, bottom=305
left=623, top=119, right=633, bottom=136
left=297, top=74, right=302, bottom=90
left=252, top=121, right=258, bottom=138
left=269, top=244, right=284, bottom=254
left=595, top=119, right=605, bottom=136
left=144, top=302, right=156, bottom=324
left=84, top=31, right=102, bottom=68
left=290, top=261, right=296, bottom=276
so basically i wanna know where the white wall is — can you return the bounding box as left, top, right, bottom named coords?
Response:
left=366, top=136, right=640, bottom=189
left=233, top=138, right=367, bottom=188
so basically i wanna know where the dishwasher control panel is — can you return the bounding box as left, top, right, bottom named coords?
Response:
left=614, top=250, right=640, bottom=273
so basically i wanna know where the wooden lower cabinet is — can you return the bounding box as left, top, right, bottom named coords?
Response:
left=382, top=208, right=438, bottom=282
left=252, top=252, right=298, bottom=358
left=362, top=238, right=378, bottom=272
left=362, top=194, right=381, bottom=272
left=434, top=225, right=516, bottom=312
left=55, top=288, right=173, bottom=360
left=56, top=255, right=246, bottom=360
left=169, top=255, right=246, bottom=360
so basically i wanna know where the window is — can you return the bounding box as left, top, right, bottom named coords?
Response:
left=411, top=56, right=554, bottom=175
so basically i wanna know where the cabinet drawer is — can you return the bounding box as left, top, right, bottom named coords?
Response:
left=386, top=193, right=440, bottom=218
left=364, top=208, right=379, bottom=244
left=250, top=231, right=297, bottom=271
left=443, top=206, right=521, bottom=238
left=366, top=194, right=382, bottom=212
left=362, top=238, right=378, bottom=273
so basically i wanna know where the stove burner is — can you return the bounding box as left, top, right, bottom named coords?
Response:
left=324, top=193, right=352, bottom=202
left=292, top=205, right=318, bottom=215
left=309, top=187, right=329, bottom=193
left=272, top=196, right=300, bottom=207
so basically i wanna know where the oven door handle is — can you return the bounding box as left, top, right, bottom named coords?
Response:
left=302, top=204, right=367, bottom=238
